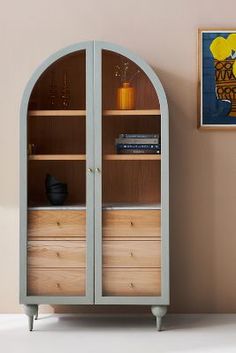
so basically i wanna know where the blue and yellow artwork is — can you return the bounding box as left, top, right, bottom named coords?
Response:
left=200, top=30, right=236, bottom=127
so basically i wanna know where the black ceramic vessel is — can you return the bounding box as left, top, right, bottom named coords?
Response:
left=47, top=192, right=68, bottom=206
left=45, top=174, right=68, bottom=206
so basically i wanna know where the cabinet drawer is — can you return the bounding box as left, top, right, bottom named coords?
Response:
left=28, top=268, right=85, bottom=296
left=28, top=210, right=86, bottom=238
left=103, top=240, right=161, bottom=267
left=28, top=240, right=86, bottom=267
left=102, top=210, right=160, bottom=238
left=103, top=268, right=161, bottom=296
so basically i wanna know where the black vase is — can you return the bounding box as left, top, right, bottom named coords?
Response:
left=46, top=192, right=68, bottom=206
left=45, top=174, right=68, bottom=206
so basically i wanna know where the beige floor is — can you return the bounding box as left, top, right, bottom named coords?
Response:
left=0, top=314, right=235, bottom=353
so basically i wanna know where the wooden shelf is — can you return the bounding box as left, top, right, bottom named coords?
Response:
left=29, top=154, right=160, bottom=161
left=29, top=154, right=86, bottom=161
left=28, top=203, right=161, bottom=210
left=104, top=154, right=161, bottom=161
left=103, top=109, right=160, bottom=116
left=28, top=109, right=160, bottom=117
left=103, top=203, right=161, bottom=210
left=28, top=110, right=86, bottom=117
left=28, top=204, right=86, bottom=210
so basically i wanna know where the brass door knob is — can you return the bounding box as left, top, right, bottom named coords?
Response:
left=95, top=167, right=101, bottom=173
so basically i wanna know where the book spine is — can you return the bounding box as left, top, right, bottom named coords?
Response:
left=119, top=134, right=159, bottom=139
left=116, top=138, right=160, bottom=145
left=117, top=149, right=161, bottom=154
left=116, top=143, right=160, bottom=149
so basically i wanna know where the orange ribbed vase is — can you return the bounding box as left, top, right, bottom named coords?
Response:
left=116, top=82, right=135, bottom=110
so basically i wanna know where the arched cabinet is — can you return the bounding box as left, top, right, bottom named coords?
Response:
left=20, top=41, right=169, bottom=331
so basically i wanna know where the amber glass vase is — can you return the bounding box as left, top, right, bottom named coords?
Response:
left=116, top=82, right=135, bottom=110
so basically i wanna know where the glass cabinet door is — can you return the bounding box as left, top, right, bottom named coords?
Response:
left=95, top=46, right=162, bottom=303
left=26, top=46, right=94, bottom=303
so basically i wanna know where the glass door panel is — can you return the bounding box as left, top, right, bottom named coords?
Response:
left=27, top=48, right=93, bottom=301
left=101, top=49, right=161, bottom=298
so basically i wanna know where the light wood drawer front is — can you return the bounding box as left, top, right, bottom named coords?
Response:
left=28, top=268, right=85, bottom=296
left=103, top=240, right=161, bottom=267
left=102, top=210, right=160, bottom=238
left=28, top=210, right=86, bottom=238
left=28, top=241, right=86, bottom=267
left=103, top=268, right=161, bottom=296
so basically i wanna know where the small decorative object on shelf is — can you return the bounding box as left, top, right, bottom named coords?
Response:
left=48, top=70, right=58, bottom=108
left=28, top=143, right=37, bottom=155
left=45, top=174, right=68, bottom=205
left=61, top=71, right=71, bottom=109
left=115, top=133, right=160, bottom=154
left=115, top=60, right=140, bottom=110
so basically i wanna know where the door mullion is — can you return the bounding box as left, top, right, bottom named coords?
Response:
left=94, top=42, right=103, bottom=303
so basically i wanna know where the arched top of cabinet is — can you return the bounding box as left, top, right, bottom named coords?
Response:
left=20, top=41, right=168, bottom=122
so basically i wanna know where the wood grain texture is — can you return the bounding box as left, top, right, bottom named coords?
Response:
left=28, top=268, right=85, bottom=296
left=29, top=155, right=86, bottom=160
left=28, top=116, right=86, bottom=154
left=102, top=210, right=161, bottom=238
left=29, top=110, right=86, bottom=116
left=102, top=50, right=159, bottom=110
left=28, top=240, right=86, bottom=267
left=103, top=109, right=160, bottom=116
left=102, top=268, right=161, bottom=296
left=103, top=240, right=161, bottom=267
left=102, top=161, right=161, bottom=204
left=101, top=112, right=161, bottom=204
left=29, top=51, right=86, bottom=110
left=102, top=115, right=160, bottom=155
left=28, top=161, right=86, bottom=205
left=28, top=210, right=86, bottom=238
left=104, top=154, right=161, bottom=160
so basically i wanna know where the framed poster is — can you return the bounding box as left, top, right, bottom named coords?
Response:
left=198, top=29, right=236, bottom=129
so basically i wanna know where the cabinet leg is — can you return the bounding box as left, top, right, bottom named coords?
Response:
left=23, top=305, right=38, bottom=331
left=35, top=305, right=39, bottom=320
left=151, top=306, right=167, bottom=331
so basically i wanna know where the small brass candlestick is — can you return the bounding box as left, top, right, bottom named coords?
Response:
left=61, top=71, right=71, bottom=109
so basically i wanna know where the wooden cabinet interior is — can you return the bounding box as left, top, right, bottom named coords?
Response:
left=102, top=50, right=160, bottom=110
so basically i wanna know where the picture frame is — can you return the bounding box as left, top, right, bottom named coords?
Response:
left=198, top=29, right=236, bottom=129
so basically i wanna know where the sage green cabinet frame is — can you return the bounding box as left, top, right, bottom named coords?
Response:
left=20, top=41, right=169, bottom=309
left=20, top=41, right=95, bottom=305
left=94, top=41, right=169, bottom=305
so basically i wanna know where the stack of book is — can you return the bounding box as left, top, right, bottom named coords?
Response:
left=115, top=134, right=160, bottom=154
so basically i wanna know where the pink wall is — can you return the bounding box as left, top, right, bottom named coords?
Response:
left=0, top=0, right=235, bottom=312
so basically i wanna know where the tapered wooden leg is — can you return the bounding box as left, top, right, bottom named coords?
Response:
left=151, top=306, right=167, bottom=331
left=23, top=305, right=38, bottom=331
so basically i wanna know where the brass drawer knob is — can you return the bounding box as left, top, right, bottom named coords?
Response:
left=96, top=167, right=101, bottom=173
left=56, top=221, right=60, bottom=227
left=129, top=282, right=134, bottom=288
left=130, top=251, right=134, bottom=257
left=130, top=221, right=134, bottom=226
left=56, top=252, right=60, bottom=257
left=56, top=283, right=60, bottom=288
left=88, top=168, right=93, bottom=173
